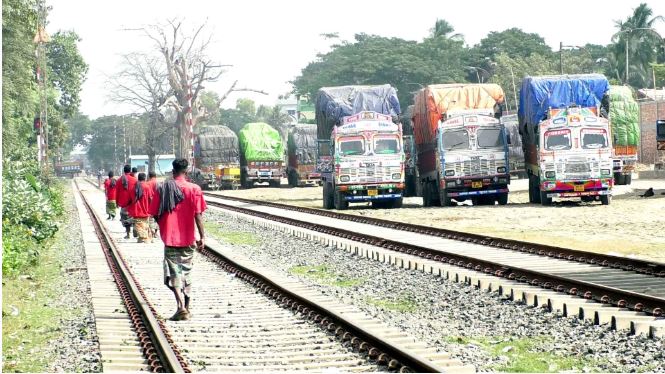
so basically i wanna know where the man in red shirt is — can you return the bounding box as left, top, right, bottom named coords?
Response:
left=103, top=171, right=117, bottom=220
left=147, top=171, right=159, bottom=238
left=149, top=158, right=206, bottom=321
left=132, top=173, right=155, bottom=243
left=116, top=164, right=137, bottom=239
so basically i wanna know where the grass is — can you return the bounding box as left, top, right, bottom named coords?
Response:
left=365, top=295, right=419, bottom=313
left=445, top=335, right=600, bottom=372
left=288, top=265, right=364, bottom=288
left=204, top=221, right=259, bottom=245
left=2, top=187, right=82, bottom=373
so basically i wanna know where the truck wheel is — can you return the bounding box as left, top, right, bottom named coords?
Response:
left=334, top=190, right=348, bottom=210
left=497, top=192, right=508, bottom=205
left=613, top=172, right=625, bottom=185
left=430, top=181, right=441, bottom=206
left=600, top=194, right=610, bottom=205
left=422, top=183, right=431, bottom=207
left=624, top=174, right=632, bottom=185
left=322, top=183, right=334, bottom=209
left=440, top=190, right=452, bottom=207
left=391, top=197, right=403, bottom=209
left=241, top=173, right=252, bottom=189
left=529, top=175, right=541, bottom=204
left=540, top=191, right=552, bottom=206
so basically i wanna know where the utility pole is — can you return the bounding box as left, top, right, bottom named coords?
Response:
left=33, top=0, right=49, bottom=166
left=559, top=42, right=563, bottom=74
left=123, top=116, right=127, bottom=165
left=626, top=37, right=630, bottom=84
left=114, top=120, right=117, bottom=171
left=509, top=65, right=518, bottom=112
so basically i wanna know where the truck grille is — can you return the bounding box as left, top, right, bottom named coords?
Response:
left=339, top=166, right=400, bottom=183
left=453, top=158, right=505, bottom=176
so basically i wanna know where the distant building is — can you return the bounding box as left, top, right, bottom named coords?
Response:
left=129, top=154, right=175, bottom=176
left=276, top=96, right=315, bottom=123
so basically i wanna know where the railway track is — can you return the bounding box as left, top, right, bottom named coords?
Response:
left=203, top=193, right=665, bottom=337
left=77, top=179, right=467, bottom=372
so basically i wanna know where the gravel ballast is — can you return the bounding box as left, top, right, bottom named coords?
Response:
left=206, top=209, right=664, bottom=372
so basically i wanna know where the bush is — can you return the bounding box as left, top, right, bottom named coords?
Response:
left=2, top=147, right=64, bottom=275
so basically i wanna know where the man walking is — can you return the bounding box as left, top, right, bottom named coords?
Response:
left=132, top=173, right=154, bottom=243
left=104, top=171, right=117, bottom=220
left=149, top=158, right=206, bottom=321
left=116, top=164, right=137, bottom=239
left=147, top=171, right=159, bottom=238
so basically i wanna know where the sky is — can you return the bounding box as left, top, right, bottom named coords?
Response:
left=48, top=0, right=665, bottom=119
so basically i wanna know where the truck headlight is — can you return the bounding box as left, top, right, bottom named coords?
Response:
left=445, top=170, right=455, bottom=176
left=545, top=171, right=555, bottom=178
left=543, top=182, right=556, bottom=190
left=497, top=166, right=506, bottom=173
left=601, top=169, right=610, bottom=175
left=340, top=175, right=350, bottom=182
left=446, top=181, right=456, bottom=187
left=392, top=173, right=401, bottom=180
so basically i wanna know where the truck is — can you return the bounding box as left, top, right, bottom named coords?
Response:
left=287, top=124, right=321, bottom=187
left=54, top=161, right=83, bottom=178
left=401, top=105, right=419, bottom=197
left=238, top=122, right=285, bottom=188
left=193, top=125, right=240, bottom=190
left=608, top=86, right=639, bottom=185
left=501, top=114, right=526, bottom=179
left=315, top=85, right=405, bottom=210
left=412, top=84, right=511, bottom=207
left=518, top=74, right=614, bottom=206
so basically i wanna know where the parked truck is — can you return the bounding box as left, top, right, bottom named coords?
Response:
left=315, top=85, right=405, bottom=210
left=193, top=125, right=240, bottom=190
left=401, top=105, right=419, bottom=197
left=412, top=84, right=510, bottom=207
left=501, top=114, right=526, bottom=179
left=608, top=85, right=639, bottom=185
left=518, top=74, right=613, bottom=206
left=238, top=122, right=285, bottom=188
left=287, top=124, right=321, bottom=187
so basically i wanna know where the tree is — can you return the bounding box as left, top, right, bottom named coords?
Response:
left=86, top=115, right=123, bottom=170
left=430, top=19, right=463, bottom=41
left=109, top=52, right=175, bottom=172
left=143, top=20, right=267, bottom=158
left=490, top=53, right=557, bottom=111
left=611, top=3, right=664, bottom=87
left=46, top=31, right=88, bottom=119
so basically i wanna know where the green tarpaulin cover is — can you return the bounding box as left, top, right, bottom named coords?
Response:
left=238, top=122, right=284, bottom=161
left=609, top=86, right=639, bottom=146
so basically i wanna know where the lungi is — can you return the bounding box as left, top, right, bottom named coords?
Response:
left=134, top=217, right=151, bottom=242
left=120, top=208, right=133, bottom=228
left=106, top=200, right=117, bottom=217
left=163, top=245, right=195, bottom=297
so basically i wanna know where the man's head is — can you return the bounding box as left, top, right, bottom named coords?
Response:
left=131, top=167, right=138, bottom=175
left=138, top=172, right=146, bottom=181
left=123, top=164, right=131, bottom=173
left=148, top=171, right=157, bottom=179
left=172, top=158, right=188, bottom=176
left=108, top=171, right=114, bottom=178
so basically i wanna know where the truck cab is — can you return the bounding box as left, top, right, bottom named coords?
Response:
left=527, top=106, right=613, bottom=205
left=319, top=111, right=405, bottom=210
left=424, top=109, right=510, bottom=206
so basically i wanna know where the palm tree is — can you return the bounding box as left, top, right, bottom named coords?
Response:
left=430, top=19, right=464, bottom=41
left=611, top=3, right=664, bottom=87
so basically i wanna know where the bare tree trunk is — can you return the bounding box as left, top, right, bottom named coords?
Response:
left=148, top=151, right=156, bottom=173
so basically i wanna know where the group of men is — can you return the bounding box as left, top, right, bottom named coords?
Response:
left=102, top=158, right=207, bottom=321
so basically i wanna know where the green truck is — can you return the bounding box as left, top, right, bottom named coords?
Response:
left=238, top=122, right=285, bottom=188
left=608, top=86, right=639, bottom=185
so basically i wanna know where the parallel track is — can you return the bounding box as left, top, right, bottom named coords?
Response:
left=80, top=179, right=459, bottom=372
left=203, top=193, right=665, bottom=318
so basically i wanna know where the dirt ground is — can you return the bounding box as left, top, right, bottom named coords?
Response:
left=211, top=177, right=665, bottom=263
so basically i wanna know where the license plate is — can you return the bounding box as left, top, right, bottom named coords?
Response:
left=472, top=181, right=482, bottom=188
left=367, top=189, right=378, bottom=196
left=574, top=185, right=585, bottom=192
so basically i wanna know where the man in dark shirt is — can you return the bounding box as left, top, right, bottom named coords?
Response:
left=115, top=164, right=137, bottom=239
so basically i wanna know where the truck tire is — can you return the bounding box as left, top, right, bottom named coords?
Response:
left=241, top=172, right=252, bottom=189
left=322, top=183, right=334, bottom=209
left=440, top=190, right=452, bottom=207
left=268, top=180, right=280, bottom=188
left=540, top=191, right=552, bottom=206
left=334, top=190, right=348, bottom=210
left=600, top=194, right=610, bottom=205
left=624, top=174, right=632, bottom=185
left=430, top=181, right=441, bottom=206
left=422, top=182, right=431, bottom=207
left=497, top=192, right=509, bottom=205
left=613, top=172, right=625, bottom=185
left=529, top=175, right=541, bottom=204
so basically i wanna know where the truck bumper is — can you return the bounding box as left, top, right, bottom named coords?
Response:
left=446, top=187, right=509, bottom=198
left=546, top=189, right=610, bottom=198
left=345, top=193, right=403, bottom=201
left=337, top=183, right=404, bottom=202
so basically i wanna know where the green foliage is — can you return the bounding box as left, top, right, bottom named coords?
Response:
left=293, top=27, right=469, bottom=107
left=471, top=28, right=553, bottom=61
left=490, top=53, right=557, bottom=111
left=46, top=31, right=88, bottom=119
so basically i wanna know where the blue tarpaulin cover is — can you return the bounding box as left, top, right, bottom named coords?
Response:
left=315, top=84, right=401, bottom=139
left=518, top=74, right=609, bottom=131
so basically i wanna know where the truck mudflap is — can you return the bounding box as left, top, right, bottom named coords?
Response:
left=547, top=189, right=610, bottom=198
left=447, top=188, right=509, bottom=198
left=345, top=193, right=402, bottom=201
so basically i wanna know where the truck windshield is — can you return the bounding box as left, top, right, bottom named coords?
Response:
left=477, top=128, right=504, bottom=148
left=581, top=129, right=608, bottom=149
left=339, top=138, right=365, bottom=156
left=544, top=129, right=572, bottom=151
left=373, top=136, right=400, bottom=154
left=442, top=130, right=469, bottom=151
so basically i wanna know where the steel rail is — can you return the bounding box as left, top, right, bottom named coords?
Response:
left=76, top=180, right=189, bottom=372
left=204, top=193, right=665, bottom=276
left=205, top=197, right=665, bottom=317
